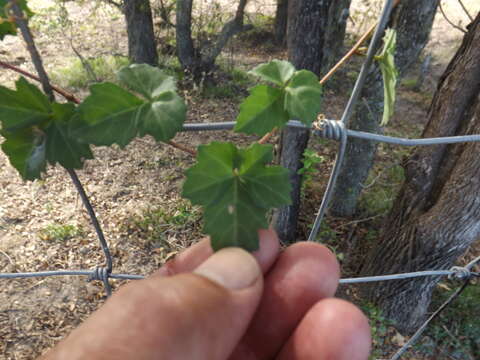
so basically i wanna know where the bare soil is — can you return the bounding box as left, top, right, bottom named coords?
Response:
left=1, top=0, right=479, bottom=359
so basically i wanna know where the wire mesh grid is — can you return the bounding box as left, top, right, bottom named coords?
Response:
left=1, top=0, right=479, bottom=358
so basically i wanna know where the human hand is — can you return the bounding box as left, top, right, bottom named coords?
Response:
left=40, top=229, right=370, bottom=360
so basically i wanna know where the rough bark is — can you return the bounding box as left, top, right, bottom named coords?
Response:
left=176, top=0, right=251, bottom=81
left=330, top=0, right=439, bottom=217
left=124, top=0, right=158, bottom=65
left=274, top=0, right=288, bottom=46
left=274, top=0, right=350, bottom=244
left=362, top=12, right=480, bottom=332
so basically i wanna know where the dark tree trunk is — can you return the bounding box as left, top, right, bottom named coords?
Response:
left=176, top=0, right=197, bottom=73
left=323, top=0, right=351, bottom=74
left=274, top=0, right=350, bottom=244
left=124, top=0, right=158, bottom=65
left=330, top=0, right=439, bottom=217
left=274, top=0, right=288, bottom=46
left=362, top=12, right=480, bottom=332
left=176, top=0, right=251, bottom=81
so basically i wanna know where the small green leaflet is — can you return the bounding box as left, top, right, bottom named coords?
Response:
left=375, top=28, right=398, bottom=126
left=46, top=103, right=93, bottom=169
left=0, top=77, right=51, bottom=132
left=0, top=0, right=34, bottom=40
left=1, top=127, right=46, bottom=180
left=235, top=60, right=322, bottom=136
left=284, top=70, right=322, bottom=126
left=74, top=64, right=186, bottom=148
left=249, top=60, right=295, bottom=87
left=234, top=85, right=289, bottom=135
left=182, top=142, right=291, bottom=251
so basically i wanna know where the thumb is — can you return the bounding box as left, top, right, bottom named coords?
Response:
left=41, top=248, right=263, bottom=360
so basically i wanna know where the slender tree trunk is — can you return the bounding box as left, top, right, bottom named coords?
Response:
left=176, top=0, right=197, bottom=73
left=274, top=0, right=288, bottom=46
left=330, top=0, right=439, bottom=217
left=124, top=0, right=158, bottom=65
left=176, top=0, right=251, bottom=82
left=274, top=0, right=350, bottom=243
left=362, top=12, right=480, bottom=332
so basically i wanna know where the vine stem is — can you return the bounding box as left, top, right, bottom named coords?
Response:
left=0, top=60, right=79, bottom=102
left=438, top=1, right=467, bottom=34
left=319, top=0, right=401, bottom=85
left=9, top=0, right=54, bottom=101
left=66, top=169, right=113, bottom=272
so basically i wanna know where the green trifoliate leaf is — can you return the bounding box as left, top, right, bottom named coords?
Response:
left=0, top=0, right=34, bottom=40
left=1, top=127, right=46, bottom=180
left=45, top=103, right=93, bottom=169
left=375, top=28, right=398, bottom=126
left=0, top=77, right=51, bottom=132
left=249, top=59, right=295, bottom=86
left=117, top=64, right=176, bottom=100
left=234, top=85, right=289, bottom=136
left=284, top=70, right=322, bottom=126
left=74, top=80, right=186, bottom=148
left=182, top=142, right=291, bottom=251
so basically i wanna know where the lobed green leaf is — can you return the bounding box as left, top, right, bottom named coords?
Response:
left=182, top=142, right=291, bottom=251
left=249, top=60, right=295, bottom=86
left=117, top=64, right=177, bottom=100
left=75, top=65, right=186, bottom=148
left=285, top=70, right=322, bottom=126
left=234, top=85, right=289, bottom=136
left=0, top=77, right=51, bottom=132
left=1, top=127, right=46, bottom=180
left=46, top=103, right=93, bottom=169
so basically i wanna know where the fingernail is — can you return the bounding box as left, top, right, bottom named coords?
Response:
left=194, top=248, right=260, bottom=290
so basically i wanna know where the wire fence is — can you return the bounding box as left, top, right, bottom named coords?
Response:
left=1, top=0, right=480, bottom=358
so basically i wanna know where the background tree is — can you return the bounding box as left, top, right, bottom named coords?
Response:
left=330, top=0, right=439, bottom=217
left=124, top=0, right=158, bottom=65
left=273, top=0, right=351, bottom=244
left=176, top=0, right=252, bottom=81
left=274, top=0, right=288, bottom=46
left=362, top=11, right=480, bottom=332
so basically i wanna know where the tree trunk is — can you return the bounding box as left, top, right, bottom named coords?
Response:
left=176, top=0, right=198, bottom=74
left=176, top=0, right=251, bottom=82
left=362, top=12, right=480, bottom=332
left=330, top=0, right=439, bottom=217
left=274, top=0, right=288, bottom=46
left=274, top=0, right=350, bottom=244
left=124, top=0, right=158, bottom=65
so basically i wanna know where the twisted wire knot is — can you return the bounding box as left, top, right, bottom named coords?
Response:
left=312, top=119, right=346, bottom=141
left=449, top=266, right=471, bottom=280
left=89, top=267, right=112, bottom=296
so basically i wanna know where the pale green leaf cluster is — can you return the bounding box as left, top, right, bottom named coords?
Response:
left=235, top=60, right=322, bottom=136
left=375, top=28, right=398, bottom=126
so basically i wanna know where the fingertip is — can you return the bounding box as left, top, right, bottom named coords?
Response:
left=254, top=229, right=280, bottom=273
left=278, top=298, right=371, bottom=360
left=282, top=242, right=341, bottom=296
